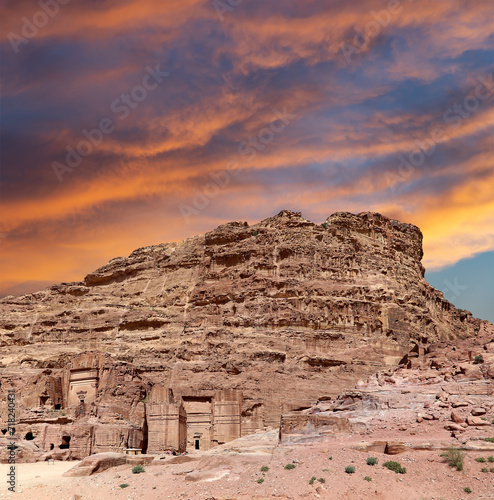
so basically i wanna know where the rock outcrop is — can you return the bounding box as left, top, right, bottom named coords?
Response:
left=1, top=210, right=492, bottom=460
left=280, top=332, right=494, bottom=445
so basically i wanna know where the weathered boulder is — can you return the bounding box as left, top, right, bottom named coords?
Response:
left=444, top=423, right=465, bottom=432
left=385, top=441, right=409, bottom=455
left=466, top=416, right=490, bottom=426
left=451, top=411, right=464, bottom=424
left=62, top=452, right=127, bottom=476
left=471, top=407, right=486, bottom=416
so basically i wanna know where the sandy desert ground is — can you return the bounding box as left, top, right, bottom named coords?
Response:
left=2, top=427, right=494, bottom=500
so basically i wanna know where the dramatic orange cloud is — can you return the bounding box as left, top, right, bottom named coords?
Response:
left=1, top=0, right=493, bottom=320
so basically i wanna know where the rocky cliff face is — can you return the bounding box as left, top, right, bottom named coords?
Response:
left=1, top=210, right=492, bottom=436
left=280, top=332, right=494, bottom=445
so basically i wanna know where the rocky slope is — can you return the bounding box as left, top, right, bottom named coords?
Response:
left=280, top=331, right=494, bottom=446
left=1, top=210, right=492, bottom=433
left=8, top=333, right=494, bottom=500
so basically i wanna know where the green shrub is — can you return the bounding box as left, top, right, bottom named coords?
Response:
left=132, top=465, right=145, bottom=474
left=483, top=437, right=494, bottom=443
left=487, top=456, right=494, bottom=463
left=260, top=466, right=269, bottom=472
left=328, top=456, right=332, bottom=460
left=284, top=463, right=296, bottom=470
left=309, top=476, right=316, bottom=485
left=490, top=468, right=494, bottom=473
left=383, top=461, right=406, bottom=474
left=257, top=477, right=264, bottom=484
left=317, top=478, right=325, bottom=483
left=475, top=457, right=486, bottom=463
left=464, top=487, right=472, bottom=493
left=120, top=484, right=129, bottom=488
left=473, top=354, right=483, bottom=364
left=345, top=465, right=356, bottom=474
left=481, top=467, right=488, bottom=473
left=366, top=457, right=378, bottom=466
left=364, top=476, right=372, bottom=482
left=440, top=446, right=465, bottom=471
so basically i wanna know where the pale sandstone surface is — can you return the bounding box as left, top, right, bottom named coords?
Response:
left=4, top=426, right=494, bottom=500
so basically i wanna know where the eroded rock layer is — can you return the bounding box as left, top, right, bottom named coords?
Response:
left=1, top=210, right=492, bottom=450
left=280, top=332, right=494, bottom=444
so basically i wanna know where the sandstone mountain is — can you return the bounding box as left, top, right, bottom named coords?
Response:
left=0, top=210, right=492, bottom=454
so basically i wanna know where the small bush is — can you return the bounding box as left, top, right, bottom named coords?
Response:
left=318, top=478, right=325, bottom=483
left=328, top=456, right=333, bottom=460
left=490, top=468, right=494, bottom=473
left=309, top=476, right=316, bottom=485
left=257, top=477, right=264, bottom=484
left=364, top=476, right=372, bottom=482
left=483, top=437, right=494, bottom=443
left=464, top=487, right=472, bottom=493
left=366, top=457, right=378, bottom=466
left=345, top=465, right=356, bottom=474
left=487, top=456, right=494, bottom=463
left=475, top=457, right=486, bottom=463
left=322, top=468, right=330, bottom=472
left=473, top=354, right=484, bottom=364
left=481, top=467, right=488, bottom=473
left=260, top=466, right=269, bottom=472
left=441, top=446, right=465, bottom=471
left=119, top=484, right=129, bottom=488
left=383, top=461, right=406, bottom=474
left=132, top=465, right=145, bottom=474
left=284, top=463, right=296, bottom=470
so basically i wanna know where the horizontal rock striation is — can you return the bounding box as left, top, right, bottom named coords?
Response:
left=1, top=210, right=492, bottom=439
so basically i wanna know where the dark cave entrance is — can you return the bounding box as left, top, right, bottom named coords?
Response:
left=59, top=436, right=71, bottom=449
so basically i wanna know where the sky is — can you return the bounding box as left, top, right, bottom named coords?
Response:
left=0, top=0, right=493, bottom=323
